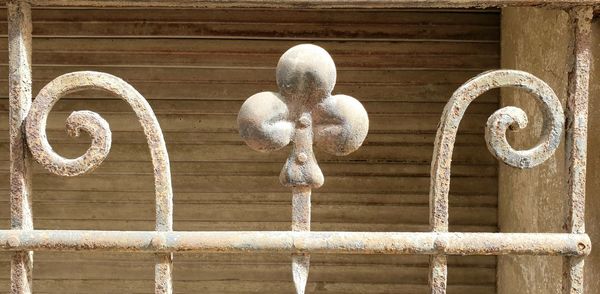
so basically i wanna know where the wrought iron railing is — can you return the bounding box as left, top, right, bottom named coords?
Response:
left=5, top=0, right=595, bottom=293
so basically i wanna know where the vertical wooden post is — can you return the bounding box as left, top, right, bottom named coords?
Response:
left=564, top=6, right=592, bottom=294
left=7, top=0, right=33, bottom=293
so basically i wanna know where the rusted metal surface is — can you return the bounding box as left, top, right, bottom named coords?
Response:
left=2, top=6, right=592, bottom=292
left=238, top=44, right=369, bottom=294
left=238, top=44, right=369, bottom=188
left=0, top=230, right=589, bottom=256
left=563, top=7, right=593, bottom=294
left=7, top=1, right=33, bottom=293
left=566, top=7, right=592, bottom=236
left=429, top=69, right=565, bottom=293
left=23, top=71, right=174, bottom=294
left=429, top=255, right=447, bottom=294
left=291, top=187, right=311, bottom=294
left=24, top=0, right=600, bottom=9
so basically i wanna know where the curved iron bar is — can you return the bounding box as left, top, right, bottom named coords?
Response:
left=24, top=71, right=174, bottom=294
left=428, top=69, right=565, bottom=293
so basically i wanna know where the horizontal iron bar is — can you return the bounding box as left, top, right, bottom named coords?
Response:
left=27, top=0, right=600, bottom=8
left=0, top=230, right=590, bottom=256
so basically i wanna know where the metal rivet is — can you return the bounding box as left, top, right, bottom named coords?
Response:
left=7, top=236, right=19, bottom=248
left=298, top=116, right=311, bottom=128
left=297, top=153, right=308, bottom=164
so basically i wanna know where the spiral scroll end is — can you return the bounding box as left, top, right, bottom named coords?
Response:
left=485, top=104, right=562, bottom=169
left=27, top=108, right=112, bottom=177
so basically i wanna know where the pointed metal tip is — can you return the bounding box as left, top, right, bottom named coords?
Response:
left=292, top=254, right=310, bottom=294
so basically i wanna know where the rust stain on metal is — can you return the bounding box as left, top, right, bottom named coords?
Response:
left=238, top=44, right=369, bottom=294
left=0, top=230, right=589, bottom=256
left=24, top=71, right=174, bottom=294
left=238, top=44, right=369, bottom=189
left=566, top=6, right=592, bottom=240
left=1, top=5, right=592, bottom=293
left=563, top=7, right=593, bottom=294
left=291, top=187, right=311, bottom=294
left=8, top=1, right=33, bottom=293
left=432, top=70, right=565, bottom=230
left=430, top=69, right=565, bottom=293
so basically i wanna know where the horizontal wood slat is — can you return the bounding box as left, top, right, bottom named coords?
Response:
left=0, top=82, right=500, bottom=102
left=0, top=173, right=498, bottom=194
left=0, top=143, right=498, bottom=164
left=2, top=131, right=490, bottom=146
left=0, top=252, right=498, bottom=293
left=0, top=9, right=500, bottom=40
left=0, top=253, right=497, bottom=293
left=0, top=201, right=498, bottom=226
left=0, top=219, right=498, bottom=232
left=27, top=9, right=500, bottom=24
left=0, top=161, right=498, bottom=178
left=0, top=38, right=500, bottom=69
left=0, top=112, right=493, bottom=133
left=0, top=7, right=500, bottom=293
left=21, top=0, right=593, bottom=8
left=0, top=38, right=500, bottom=54
left=0, top=98, right=499, bottom=114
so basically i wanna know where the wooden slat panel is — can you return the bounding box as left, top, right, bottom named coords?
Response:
left=0, top=131, right=492, bottom=145
left=0, top=7, right=500, bottom=293
left=0, top=173, right=498, bottom=194
left=0, top=98, right=500, bottom=114
left=0, top=219, right=498, bottom=232
left=0, top=34, right=498, bottom=73
left=0, top=38, right=498, bottom=53
left=0, top=143, right=497, bottom=164
left=1, top=38, right=501, bottom=69
left=0, top=191, right=499, bottom=205
left=0, top=253, right=497, bottom=293
left=0, top=9, right=500, bottom=41
left=0, top=82, right=500, bottom=102
left=0, top=201, right=498, bottom=226
left=0, top=161, right=498, bottom=178
left=10, top=67, right=496, bottom=82
left=28, top=9, right=499, bottom=25
left=0, top=112, right=493, bottom=132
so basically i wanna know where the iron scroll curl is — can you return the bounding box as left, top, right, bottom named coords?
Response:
left=427, top=69, right=565, bottom=293
left=430, top=69, right=565, bottom=231
left=24, top=71, right=175, bottom=293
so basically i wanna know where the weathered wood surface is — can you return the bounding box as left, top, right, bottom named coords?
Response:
left=0, top=253, right=496, bottom=293
left=0, top=8, right=499, bottom=293
left=17, top=0, right=600, bottom=9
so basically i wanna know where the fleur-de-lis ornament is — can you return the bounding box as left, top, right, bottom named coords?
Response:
left=238, top=44, right=369, bottom=294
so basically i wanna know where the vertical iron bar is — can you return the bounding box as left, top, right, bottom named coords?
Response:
left=429, top=255, right=447, bottom=294
left=428, top=227, right=447, bottom=293
left=291, top=186, right=311, bottom=293
left=429, top=137, right=449, bottom=293
left=564, top=6, right=592, bottom=294
left=155, top=252, right=173, bottom=294
left=7, top=1, right=33, bottom=293
left=155, top=171, right=173, bottom=294
left=291, top=187, right=311, bottom=231
left=428, top=172, right=448, bottom=292
left=429, top=173, right=448, bottom=294
left=429, top=193, right=447, bottom=294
